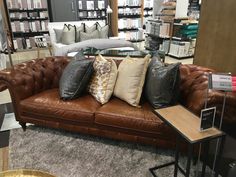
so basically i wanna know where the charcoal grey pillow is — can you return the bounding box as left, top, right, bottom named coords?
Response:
left=54, top=28, right=63, bottom=43
left=75, top=24, right=85, bottom=42
left=97, top=25, right=109, bottom=38
left=80, top=30, right=100, bottom=41
left=144, top=55, right=181, bottom=108
left=59, top=51, right=94, bottom=100
left=61, top=24, right=76, bottom=45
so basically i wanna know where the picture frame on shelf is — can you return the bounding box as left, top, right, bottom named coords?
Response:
left=98, top=0, right=105, bottom=9
left=86, top=1, right=94, bottom=10
left=78, top=1, right=82, bottom=10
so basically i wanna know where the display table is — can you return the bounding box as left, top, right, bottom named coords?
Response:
left=150, top=105, right=225, bottom=177
left=84, top=48, right=165, bottom=62
left=0, top=169, right=55, bottom=177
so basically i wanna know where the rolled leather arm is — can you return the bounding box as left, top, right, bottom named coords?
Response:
left=179, top=64, right=236, bottom=125
left=0, top=83, right=7, bottom=92
left=0, top=57, right=70, bottom=101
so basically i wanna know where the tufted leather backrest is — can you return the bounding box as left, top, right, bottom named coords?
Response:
left=0, top=57, right=70, bottom=100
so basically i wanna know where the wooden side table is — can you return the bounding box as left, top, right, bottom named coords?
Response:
left=150, top=105, right=226, bottom=177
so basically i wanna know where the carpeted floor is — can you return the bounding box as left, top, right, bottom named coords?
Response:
left=9, top=126, right=191, bottom=177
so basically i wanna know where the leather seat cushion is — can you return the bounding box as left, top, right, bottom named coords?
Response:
left=20, top=89, right=101, bottom=123
left=95, top=98, right=171, bottom=135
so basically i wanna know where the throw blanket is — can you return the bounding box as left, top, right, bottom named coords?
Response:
left=54, top=39, right=138, bottom=56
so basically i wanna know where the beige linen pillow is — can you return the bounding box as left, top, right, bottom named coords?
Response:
left=80, top=30, right=100, bottom=41
left=88, top=55, right=118, bottom=104
left=61, top=24, right=76, bottom=45
left=114, top=55, right=151, bottom=107
left=75, top=24, right=85, bottom=42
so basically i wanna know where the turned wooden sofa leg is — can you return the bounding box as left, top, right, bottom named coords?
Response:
left=19, top=122, right=26, bottom=131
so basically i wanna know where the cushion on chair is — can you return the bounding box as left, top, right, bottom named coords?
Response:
left=88, top=55, right=118, bottom=104
left=84, top=23, right=97, bottom=33
left=80, top=30, right=100, bottom=42
left=145, top=56, right=181, bottom=109
left=114, top=55, right=151, bottom=107
left=53, top=28, right=63, bottom=43
left=61, top=24, right=76, bottom=45
left=97, top=24, right=109, bottom=38
left=59, top=51, right=94, bottom=100
left=20, top=89, right=101, bottom=123
left=95, top=97, right=172, bottom=135
left=75, top=24, right=85, bottom=42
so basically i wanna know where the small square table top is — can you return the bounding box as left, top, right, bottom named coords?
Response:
left=153, top=105, right=224, bottom=144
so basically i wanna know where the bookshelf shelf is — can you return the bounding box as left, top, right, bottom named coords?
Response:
left=10, top=17, right=48, bottom=21
left=118, top=14, right=141, bottom=18
left=13, top=31, right=49, bottom=37
left=78, top=17, right=106, bottom=20
left=118, top=28, right=139, bottom=31
left=118, top=5, right=141, bottom=8
left=144, top=7, right=153, bottom=10
left=144, top=14, right=152, bottom=17
left=78, top=9, right=106, bottom=11
left=8, top=8, right=47, bottom=12
left=146, top=33, right=170, bottom=39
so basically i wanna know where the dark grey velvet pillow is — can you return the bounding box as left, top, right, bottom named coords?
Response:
left=144, top=55, right=181, bottom=108
left=59, top=51, right=94, bottom=100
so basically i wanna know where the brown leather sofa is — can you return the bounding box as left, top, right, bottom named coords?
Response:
left=0, top=56, right=235, bottom=148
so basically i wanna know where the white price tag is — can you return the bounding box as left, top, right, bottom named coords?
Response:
left=210, top=73, right=232, bottom=91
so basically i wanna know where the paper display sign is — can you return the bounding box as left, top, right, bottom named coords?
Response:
left=209, top=73, right=232, bottom=91
left=200, top=107, right=216, bottom=131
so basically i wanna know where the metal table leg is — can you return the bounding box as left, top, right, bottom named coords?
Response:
left=201, top=141, right=210, bottom=177
left=214, top=135, right=226, bottom=177
left=186, top=144, right=194, bottom=177
left=174, top=136, right=180, bottom=177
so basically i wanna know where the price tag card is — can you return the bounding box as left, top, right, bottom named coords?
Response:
left=209, top=73, right=232, bottom=91
left=200, top=107, right=216, bottom=131
left=232, top=76, right=236, bottom=91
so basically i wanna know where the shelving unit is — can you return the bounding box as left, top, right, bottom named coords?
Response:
left=111, top=0, right=144, bottom=42
left=168, top=19, right=198, bottom=58
left=145, top=0, right=200, bottom=59
left=144, top=0, right=175, bottom=53
left=144, top=0, right=177, bottom=52
left=77, top=0, right=108, bottom=21
left=143, top=0, right=153, bottom=26
left=5, top=0, right=50, bottom=50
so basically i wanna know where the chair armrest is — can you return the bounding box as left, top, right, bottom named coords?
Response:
left=0, top=56, right=70, bottom=101
left=179, top=64, right=236, bottom=125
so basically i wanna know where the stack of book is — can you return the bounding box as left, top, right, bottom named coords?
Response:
left=118, top=0, right=141, bottom=6
left=118, top=30, right=143, bottom=41
left=156, top=1, right=176, bottom=21
left=7, top=0, right=49, bottom=50
left=7, top=0, right=47, bottom=9
left=118, top=18, right=142, bottom=30
left=146, top=20, right=171, bottom=38
left=188, top=0, right=200, bottom=20
left=13, top=37, right=36, bottom=50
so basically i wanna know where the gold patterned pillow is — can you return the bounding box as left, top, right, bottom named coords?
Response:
left=88, top=55, right=118, bottom=104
